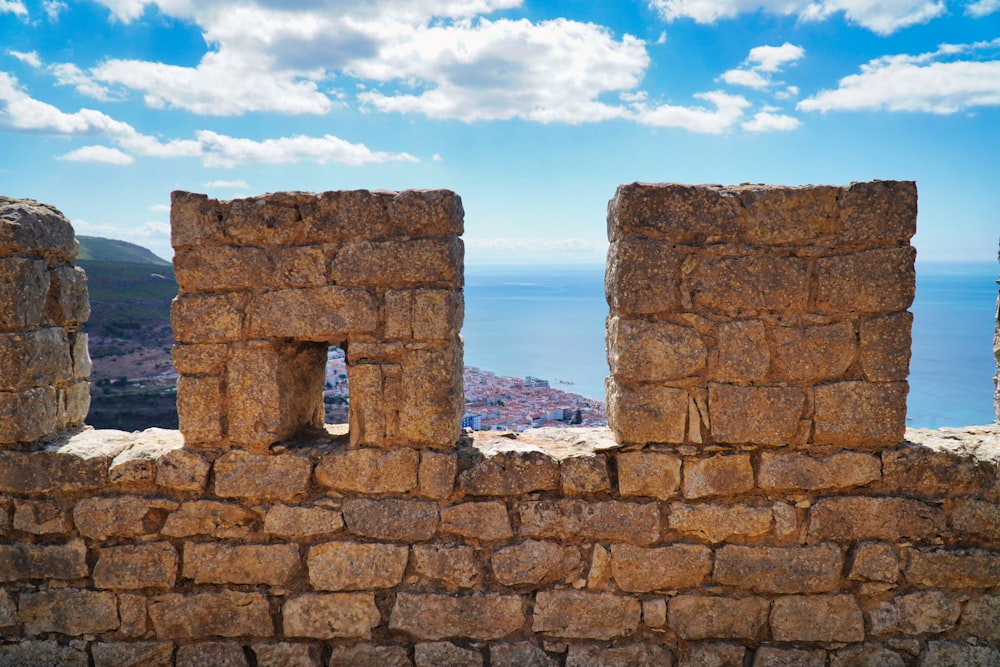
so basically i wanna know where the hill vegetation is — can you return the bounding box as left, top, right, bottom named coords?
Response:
left=77, top=235, right=171, bottom=265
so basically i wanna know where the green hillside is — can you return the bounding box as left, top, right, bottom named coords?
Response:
left=77, top=235, right=171, bottom=266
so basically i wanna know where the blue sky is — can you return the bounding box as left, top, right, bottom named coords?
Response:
left=1, top=0, right=998, bottom=264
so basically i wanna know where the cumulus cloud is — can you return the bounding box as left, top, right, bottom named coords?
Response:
left=722, top=42, right=804, bottom=89
left=43, top=0, right=67, bottom=20
left=799, top=39, right=1000, bottom=113
left=630, top=90, right=751, bottom=133
left=649, top=0, right=946, bottom=34
left=966, top=0, right=1000, bottom=15
left=57, top=145, right=134, bottom=164
left=51, top=63, right=115, bottom=100
left=8, top=50, right=41, bottom=67
left=149, top=203, right=170, bottom=212
left=741, top=111, right=802, bottom=131
left=0, top=1, right=27, bottom=16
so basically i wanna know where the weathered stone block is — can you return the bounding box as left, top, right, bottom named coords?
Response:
left=752, top=647, right=826, bottom=667
left=738, top=185, right=841, bottom=244
left=491, top=642, right=557, bottom=667
left=642, top=598, right=667, bottom=628
left=343, top=498, right=439, bottom=541
left=171, top=293, right=246, bottom=343
left=813, top=381, right=908, bottom=446
left=327, top=644, right=412, bottom=667
left=807, top=496, right=943, bottom=542
left=283, top=593, right=381, bottom=639
left=860, top=312, right=912, bottom=381
left=316, top=447, right=418, bottom=493
left=608, top=182, right=740, bottom=243
left=608, top=317, right=706, bottom=382
left=710, top=319, right=769, bottom=383
left=771, top=595, right=863, bottom=643
left=0, top=328, right=72, bottom=390
left=605, top=237, right=683, bottom=316
left=94, top=542, right=178, bottom=589
left=264, top=504, right=344, bottom=538
left=174, top=244, right=270, bottom=291
left=708, top=383, right=805, bottom=446
left=0, top=257, right=49, bottom=330
left=838, top=180, right=917, bottom=244
left=386, top=288, right=463, bottom=341
left=118, top=593, right=148, bottom=638
left=308, top=541, right=408, bottom=590
left=172, top=343, right=228, bottom=375
left=533, top=591, right=640, bottom=640
left=759, top=451, right=880, bottom=491
left=12, top=499, right=69, bottom=534
left=414, top=642, right=482, bottom=667
left=606, top=379, right=688, bottom=444
left=518, top=499, right=661, bottom=545
left=386, top=188, right=465, bottom=237
left=183, top=542, right=300, bottom=586
left=668, top=502, right=772, bottom=543
left=214, top=450, right=312, bottom=502
left=390, top=593, right=524, bottom=641
left=419, top=450, right=457, bottom=499
left=175, top=375, right=223, bottom=443
left=881, top=444, right=1000, bottom=499
left=170, top=190, right=222, bottom=247
left=683, top=453, right=753, bottom=498
left=161, top=500, right=258, bottom=538
left=0, top=640, right=88, bottom=667
left=0, top=447, right=109, bottom=493
left=689, top=255, right=810, bottom=314
left=248, top=285, right=377, bottom=339
left=221, top=192, right=310, bottom=245
left=815, top=247, right=916, bottom=313
left=566, top=643, right=674, bottom=667
left=617, top=450, right=681, bottom=499
left=458, top=451, right=559, bottom=496
left=768, top=322, right=856, bottom=382
left=92, top=642, right=174, bottom=667
left=959, top=595, right=1000, bottom=643
left=149, top=591, right=273, bottom=638
left=0, top=386, right=59, bottom=444
left=0, top=540, right=87, bottom=581
left=611, top=543, right=712, bottom=591
left=668, top=595, right=769, bottom=640
left=397, top=344, right=464, bottom=447
left=951, top=499, right=1000, bottom=541
left=18, top=589, right=119, bottom=635
left=829, top=645, right=905, bottom=667
left=155, top=446, right=210, bottom=491
left=492, top=540, right=583, bottom=587
left=678, top=643, right=747, bottom=667
left=413, top=544, right=479, bottom=589
left=560, top=455, right=611, bottom=494
left=714, top=544, right=842, bottom=594
left=0, top=589, right=14, bottom=626
left=918, top=642, right=1000, bottom=667
left=253, top=643, right=323, bottom=667
left=867, top=591, right=961, bottom=636
left=440, top=501, right=513, bottom=541
left=175, top=642, right=248, bottom=667
left=0, top=196, right=76, bottom=259
left=848, top=542, right=899, bottom=582
left=331, top=238, right=462, bottom=287
left=74, top=495, right=176, bottom=540
left=904, top=548, right=1000, bottom=589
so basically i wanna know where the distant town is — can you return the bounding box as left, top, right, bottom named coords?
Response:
left=324, top=348, right=607, bottom=431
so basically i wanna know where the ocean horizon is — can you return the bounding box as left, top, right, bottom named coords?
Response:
left=463, top=261, right=999, bottom=429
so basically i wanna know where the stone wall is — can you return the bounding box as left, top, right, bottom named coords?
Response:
left=1, top=184, right=1000, bottom=667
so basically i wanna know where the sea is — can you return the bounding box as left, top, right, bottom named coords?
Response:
left=462, top=262, right=999, bottom=429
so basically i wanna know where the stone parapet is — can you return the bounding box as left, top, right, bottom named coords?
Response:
left=605, top=181, right=917, bottom=449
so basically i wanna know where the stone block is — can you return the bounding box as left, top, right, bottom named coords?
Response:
left=295, top=189, right=391, bottom=241
left=815, top=247, right=916, bottom=313
left=606, top=379, right=688, bottom=444
left=0, top=448, right=107, bottom=494
left=605, top=237, right=683, bottom=316
left=221, top=192, right=310, bottom=245
left=752, top=647, right=826, bottom=667
left=709, top=319, right=769, bottom=383
left=959, top=595, right=1000, bottom=643
left=172, top=343, right=228, bottom=375
left=94, top=542, right=178, bottom=589
left=174, top=244, right=270, bottom=291
left=60, top=379, right=90, bottom=427
left=92, top=642, right=174, bottom=667
left=668, top=595, right=769, bottom=640
left=683, top=453, right=753, bottom=498
left=155, top=447, right=210, bottom=492
left=904, top=548, right=1000, bottom=589
left=668, top=502, right=772, bottom=543
left=386, top=288, right=463, bottom=341
left=171, top=293, right=246, bottom=343
left=767, top=322, right=856, bottom=382
left=390, top=593, right=524, bottom=641
left=282, top=593, right=381, bottom=639
left=0, top=257, right=49, bottom=329
left=608, top=182, right=740, bottom=243
left=708, top=383, right=805, bottom=446
left=214, top=450, right=312, bottom=502
left=327, top=644, right=412, bottom=667
left=0, top=540, right=87, bottom=581
left=419, top=450, right=457, bottom=499
left=587, top=543, right=612, bottom=590
left=118, top=593, right=147, bottom=637
left=264, top=504, right=344, bottom=538
left=12, top=499, right=70, bottom=534
left=183, top=542, right=300, bottom=586
left=491, top=642, right=557, bottom=667
left=617, top=450, right=681, bottom=499
left=248, top=285, right=377, bottom=339
left=0, top=589, right=14, bottom=626
left=807, top=496, right=943, bottom=542
left=413, top=544, right=479, bottom=589
left=73, top=495, right=175, bottom=540
left=714, top=544, right=842, bottom=594
left=838, top=180, right=917, bottom=244
left=813, top=381, right=908, bottom=446
left=678, top=643, right=747, bottom=667
left=518, top=499, right=661, bottom=545
left=829, top=645, right=905, bottom=667
left=331, top=238, right=462, bottom=287
left=491, top=540, right=583, bottom=586
left=386, top=188, right=465, bottom=237
left=0, top=196, right=76, bottom=259
left=608, top=317, right=706, bottom=382
left=253, top=643, right=322, bottom=667
left=560, top=455, right=611, bottom=494
left=951, top=499, right=1000, bottom=541
left=642, top=598, right=667, bottom=628
left=70, top=331, right=91, bottom=378
left=18, top=589, right=119, bottom=635
left=458, top=451, right=560, bottom=496
left=440, top=501, right=513, bottom=541
left=149, top=591, right=273, bottom=639
left=566, top=643, right=674, bottom=667
left=881, top=444, right=1000, bottom=499
left=0, top=386, right=59, bottom=444
left=738, top=184, right=841, bottom=244
left=175, top=375, right=223, bottom=443
left=414, top=642, right=483, bottom=667
left=758, top=451, right=881, bottom=491
left=0, top=640, right=88, bottom=667
left=316, top=447, right=418, bottom=493
left=175, top=642, right=248, bottom=667
left=347, top=362, right=395, bottom=447
left=397, top=344, right=464, bottom=447
left=771, top=595, right=863, bottom=643
left=918, top=642, right=1000, bottom=667
left=611, top=543, right=712, bottom=591
left=308, top=541, right=408, bottom=590
left=688, top=255, right=810, bottom=314
left=532, top=591, right=640, bottom=640
left=161, top=500, right=258, bottom=538
left=868, top=590, right=962, bottom=636
left=848, top=542, right=899, bottom=582
left=0, top=328, right=72, bottom=390
left=170, top=190, right=222, bottom=247
left=343, top=498, right=439, bottom=541
left=860, top=312, right=912, bottom=381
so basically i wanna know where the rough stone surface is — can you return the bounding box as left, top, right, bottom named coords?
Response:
left=343, top=498, right=439, bottom=541
left=752, top=647, right=826, bottom=667
left=263, top=504, right=344, bottom=537
left=616, top=450, right=681, bottom=498
left=182, top=542, right=301, bottom=586
left=518, top=499, right=661, bottom=544
left=18, top=589, right=118, bottom=636
left=668, top=595, right=769, bottom=640
left=918, top=642, right=1000, bottom=667
left=316, top=447, right=418, bottom=493
left=390, top=593, right=524, bottom=640
left=308, top=541, right=408, bottom=590
left=807, top=496, right=944, bottom=542
left=282, top=593, right=381, bottom=639
left=161, top=500, right=258, bottom=538
left=440, top=501, right=513, bottom=541
left=213, top=450, right=312, bottom=501
left=849, top=542, right=899, bottom=582
left=413, top=544, right=479, bottom=589
left=669, top=502, right=772, bottom=543
left=683, top=453, right=754, bottom=498
left=492, top=540, right=583, bottom=586
left=148, top=591, right=273, bottom=638
left=611, top=543, right=712, bottom=591
left=866, top=591, right=961, bottom=636
left=414, top=642, right=483, bottom=667
left=532, top=591, right=641, bottom=640
left=91, top=642, right=174, bottom=667
left=327, top=645, right=411, bottom=667
left=758, top=451, right=881, bottom=491
left=175, top=642, right=247, bottom=667
left=490, top=642, right=557, bottom=667
left=0, top=540, right=87, bottom=581
left=458, top=451, right=560, bottom=496
left=252, top=643, right=322, bottom=667
left=565, top=643, right=675, bottom=667
left=714, top=544, right=842, bottom=593
left=678, top=643, right=747, bottom=667
left=93, top=541, right=178, bottom=589
left=771, top=595, right=864, bottom=643
left=904, top=548, right=1000, bottom=589
left=0, top=640, right=89, bottom=666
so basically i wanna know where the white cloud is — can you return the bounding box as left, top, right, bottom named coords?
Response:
left=149, top=203, right=170, bottom=212
left=630, top=90, right=751, bottom=133
left=741, top=111, right=802, bottom=131
left=196, top=130, right=419, bottom=167
left=57, top=145, right=134, bottom=164
left=51, top=63, right=114, bottom=100
left=747, top=43, right=805, bottom=72
left=649, top=0, right=946, bottom=34
left=0, top=0, right=27, bottom=16
left=43, top=0, right=67, bottom=20
left=799, top=40, right=1000, bottom=113
left=966, top=0, right=1000, bottom=15
left=8, top=50, right=41, bottom=67
left=721, top=68, right=769, bottom=88
left=203, top=179, right=249, bottom=188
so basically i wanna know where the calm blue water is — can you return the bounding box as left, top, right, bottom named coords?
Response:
left=463, top=262, right=999, bottom=428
